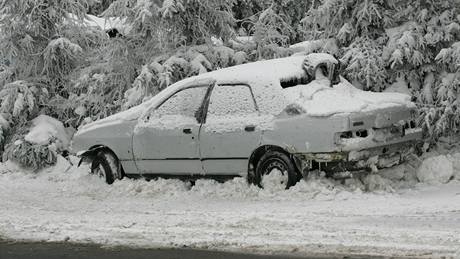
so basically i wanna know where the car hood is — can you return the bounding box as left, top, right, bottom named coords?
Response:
left=75, top=107, right=142, bottom=138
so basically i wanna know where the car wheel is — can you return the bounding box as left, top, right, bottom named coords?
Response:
left=91, top=150, right=122, bottom=184
left=255, top=151, right=299, bottom=190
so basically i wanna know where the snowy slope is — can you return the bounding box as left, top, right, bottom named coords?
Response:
left=0, top=154, right=459, bottom=258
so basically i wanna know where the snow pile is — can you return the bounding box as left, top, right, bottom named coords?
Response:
left=1, top=152, right=460, bottom=257
left=447, top=152, right=460, bottom=180
left=416, top=155, right=454, bottom=184
left=260, top=169, right=288, bottom=191
left=284, top=78, right=414, bottom=117
left=25, top=115, right=70, bottom=150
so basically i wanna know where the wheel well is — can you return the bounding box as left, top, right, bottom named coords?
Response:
left=248, top=145, right=290, bottom=173
left=79, top=145, right=125, bottom=176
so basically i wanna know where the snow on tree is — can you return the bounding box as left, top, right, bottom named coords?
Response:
left=302, top=0, right=460, bottom=139
left=1, top=0, right=460, bottom=167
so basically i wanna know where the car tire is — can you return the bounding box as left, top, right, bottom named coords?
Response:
left=255, top=150, right=299, bottom=189
left=91, top=150, right=122, bottom=185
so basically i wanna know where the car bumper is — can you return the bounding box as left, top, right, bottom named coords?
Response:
left=293, top=130, right=422, bottom=173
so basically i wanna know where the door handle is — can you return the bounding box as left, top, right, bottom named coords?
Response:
left=244, top=125, right=256, bottom=132
left=183, top=128, right=192, bottom=134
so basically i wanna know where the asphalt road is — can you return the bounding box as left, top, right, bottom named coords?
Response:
left=0, top=241, right=385, bottom=259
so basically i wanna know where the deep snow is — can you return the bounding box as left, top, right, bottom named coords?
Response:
left=1, top=153, right=460, bottom=258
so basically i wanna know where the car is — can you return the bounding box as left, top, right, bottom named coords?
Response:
left=72, top=53, right=423, bottom=189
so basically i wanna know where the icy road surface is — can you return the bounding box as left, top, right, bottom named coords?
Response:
left=0, top=157, right=459, bottom=258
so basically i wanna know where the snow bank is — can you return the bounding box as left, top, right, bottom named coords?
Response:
left=1, top=153, right=460, bottom=257
left=24, top=115, right=70, bottom=150
left=284, top=78, right=413, bottom=117
left=416, top=155, right=454, bottom=184
left=447, top=152, right=460, bottom=180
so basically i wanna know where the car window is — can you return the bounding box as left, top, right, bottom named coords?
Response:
left=151, top=86, right=208, bottom=120
left=207, top=84, right=257, bottom=119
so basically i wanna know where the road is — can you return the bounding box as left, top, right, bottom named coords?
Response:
left=0, top=241, right=383, bottom=259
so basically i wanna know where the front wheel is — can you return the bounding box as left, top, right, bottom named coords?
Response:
left=91, top=150, right=122, bottom=184
left=254, top=151, right=300, bottom=190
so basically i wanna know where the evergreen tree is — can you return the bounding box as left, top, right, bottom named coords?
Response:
left=0, top=0, right=97, bottom=144
left=302, top=0, right=460, bottom=139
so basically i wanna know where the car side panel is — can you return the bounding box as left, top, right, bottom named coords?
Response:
left=132, top=123, right=203, bottom=175
left=261, top=114, right=349, bottom=153
left=72, top=120, right=138, bottom=173
left=199, top=123, right=263, bottom=175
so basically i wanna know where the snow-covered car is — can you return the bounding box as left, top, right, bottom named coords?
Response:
left=72, top=53, right=422, bottom=188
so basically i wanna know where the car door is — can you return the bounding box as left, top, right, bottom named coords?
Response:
left=133, top=85, right=210, bottom=175
left=199, top=84, right=263, bottom=175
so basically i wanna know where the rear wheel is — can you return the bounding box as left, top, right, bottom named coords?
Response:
left=91, top=150, right=122, bottom=184
left=254, top=151, right=299, bottom=190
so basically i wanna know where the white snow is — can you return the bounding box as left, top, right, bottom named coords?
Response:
left=447, top=152, right=460, bottom=180
left=289, top=39, right=339, bottom=55
left=303, top=52, right=338, bottom=68
left=284, top=78, right=413, bottom=117
left=0, top=114, right=9, bottom=143
left=24, top=115, right=70, bottom=150
left=0, top=114, right=9, bottom=129
left=260, top=169, right=288, bottom=191
left=0, top=153, right=460, bottom=257
left=416, top=155, right=454, bottom=184
left=66, top=13, right=131, bottom=35
left=384, top=76, right=411, bottom=95
left=235, top=36, right=254, bottom=44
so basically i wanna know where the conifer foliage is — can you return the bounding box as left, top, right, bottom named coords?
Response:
left=302, top=0, right=460, bottom=139
left=0, top=0, right=459, bottom=166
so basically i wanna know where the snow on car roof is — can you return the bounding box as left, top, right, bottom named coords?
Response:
left=76, top=56, right=307, bottom=134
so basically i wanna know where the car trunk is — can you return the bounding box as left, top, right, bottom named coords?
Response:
left=336, top=105, right=420, bottom=153
left=348, top=106, right=416, bottom=130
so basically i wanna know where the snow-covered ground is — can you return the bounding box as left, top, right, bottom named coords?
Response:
left=1, top=153, right=460, bottom=258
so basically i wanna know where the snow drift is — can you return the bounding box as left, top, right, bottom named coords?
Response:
left=0, top=150, right=459, bottom=258
left=417, top=155, right=454, bottom=184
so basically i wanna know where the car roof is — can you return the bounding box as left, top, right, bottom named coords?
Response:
left=77, top=53, right=338, bottom=133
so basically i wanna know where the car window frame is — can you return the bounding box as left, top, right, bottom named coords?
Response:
left=145, top=84, right=212, bottom=124
left=201, top=83, right=259, bottom=124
